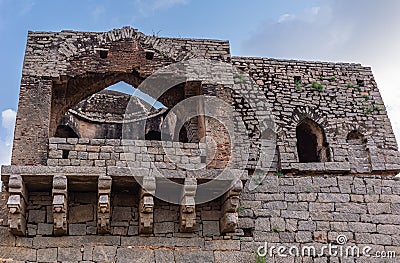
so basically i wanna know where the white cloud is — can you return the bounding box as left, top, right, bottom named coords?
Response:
left=278, top=14, right=296, bottom=23
left=0, top=138, right=12, bottom=165
left=241, top=0, right=400, bottom=145
left=0, top=109, right=16, bottom=167
left=2, top=109, right=16, bottom=132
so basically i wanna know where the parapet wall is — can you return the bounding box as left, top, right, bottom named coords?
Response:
left=0, top=175, right=399, bottom=262
left=47, top=137, right=206, bottom=170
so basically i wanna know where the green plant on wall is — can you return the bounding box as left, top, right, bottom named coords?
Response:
left=311, top=81, right=324, bottom=91
left=237, top=205, right=245, bottom=213
left=362, top=94, right=370, bottom=101
left=295, top=80, right=302, bottom=89
left=254, top=251, right=267, bottom=263
left=236, top=73, right=246, bottom=83
left=365, top=104, right=383, bottom=114
left=274, top=172, right=285, bottom=177
left=373, top=104, right=382, bottom=111
left=329, top=76, right=337, bottom=82
left=272, top=226, right=280, bottom=232
left=158, top=50, right=170, bottom=59
left=347, top=82, right=362, bottom=91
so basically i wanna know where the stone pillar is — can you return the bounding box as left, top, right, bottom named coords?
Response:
left=139, top=176, right=156, bottom=234
left=220, top=179, right=243, bottom=233
left=180, top=178, right=197, bottom=232
left=7, top=175, right=27, bottom=236
left=52, top=175, right=68, bottom=236
left=98, top=175, right=112, bottom=234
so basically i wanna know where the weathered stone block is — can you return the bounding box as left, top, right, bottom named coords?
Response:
left=29, top=209, right=46, bottom=223
left=154, top=250, right=175, bottom=263
left=174, top=250, right=214, bottom=263
left=203, top=221, right=219, bottom=236
left=37, top=248, right=57, bottom=262
left=0, top=246, right=37, bottom=261
left=37, top=223, right=53, bottom=236
left=58, top=247, right=83, bottom=261
left=154, top=222, right=174, bottom=234
left=112, top=207, right=132, bottom=221
left=69, top=204, right=94, bottom=223
left=116, top=248, right=154, bottom=263
left=69, top=223, right=86, bottom=236
left=92, top=246, right=117, bottom=262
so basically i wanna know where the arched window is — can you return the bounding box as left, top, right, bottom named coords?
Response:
left=296, top=118, right=330, bottom=163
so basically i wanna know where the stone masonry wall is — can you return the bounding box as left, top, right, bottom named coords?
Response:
left=231, top=57, right=400, bottom=172
left=0, top=175, right=399, bottom=262
left=47, top=138, right=207, bottom=170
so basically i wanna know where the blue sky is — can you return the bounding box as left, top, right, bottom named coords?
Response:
left=1, top=0, right=400, bottom=166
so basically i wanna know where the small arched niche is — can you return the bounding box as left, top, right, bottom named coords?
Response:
left=296, top=118, right=330, bottom=163
left=347, top=130, right=365, bottom=141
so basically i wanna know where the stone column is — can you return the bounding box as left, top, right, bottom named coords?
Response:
left=98, top=175, right=112, bottom=234
left=52, top=175, right=68, bottom=236
left=139, top=176, right=156, bottom=234
left=180, top=178, right=197, bottom=232
left=7, top=175, right=27, bottom=236
left=220, top=179, right=243, bottom=233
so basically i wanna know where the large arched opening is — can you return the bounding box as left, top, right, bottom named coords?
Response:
left=296, top=118, right=330, bottom=163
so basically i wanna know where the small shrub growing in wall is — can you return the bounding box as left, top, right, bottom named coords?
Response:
left=347, top=82, right=362, bottom=91
left=236, top=73, right=246, bottom=83
left=364, top=104, right=383, bottom=114
left=237, top=205, right=245, bottom=213
left=295, top=80, right=302, bottom=89
left=272, top=226, right=280, bottom=232
left=311, top=81, right=324, bottom=91
left=274, top=172, right=285, bottom=177
left=330, top=76, right=337, bottom=82
left=254, top=252, right=267, bottom=263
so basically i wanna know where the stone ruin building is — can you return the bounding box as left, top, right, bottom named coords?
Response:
left=0, top=26, right=400, bottom=262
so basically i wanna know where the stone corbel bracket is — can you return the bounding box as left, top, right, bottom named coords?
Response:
left=139, top=176, right=156, bottom=234
left=7, top=175, right=28, bottom=236
left=98, top=175, right=112, bottom=234
left=52, top=175, right=68, bottom=236
left=180, top=178, right=197, bottom=232
left=220, top=179, right=243, bottom=233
